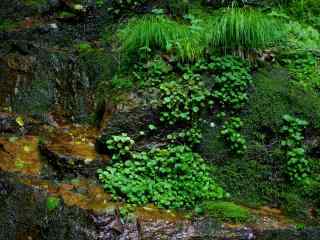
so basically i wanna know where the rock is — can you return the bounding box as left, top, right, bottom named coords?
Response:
left=101, top=107, right=158, bottom=137
left=306, top=131, right=320, bottom=159
left=0, top=112, right=21, bottom=133
left=96, top=106, right=165, bottom=153
left=0, top=174, right=11, bottom=196
left=91, top=209, right=255, bottom=240
left=1, top=170, right=319, bottom=240
left=0, top=5, right=116, bottom=121
left=39, top=142, right=108, bottom=177
left=0, top=41, right=101, bottom=121
left=39, top=125, right=109, bottom=177
left=0, top=171, right=99, bottom=240
left=91, top=209, right=126, bottom=239
left=48, top=0, right=61, bottom=8
left=255, top=228, right=320, bottom=240
left=0, top=112, right=51, bottom=135
left=0, top=0, right=61, bottom=22
left=258, top=49, right=276, bottom=64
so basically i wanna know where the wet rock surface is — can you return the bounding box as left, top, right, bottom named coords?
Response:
left=100, top=107, right=159, bottom=138
left=0, top=0, right=114, bottom=121
left=0, top=43, right=98, bottom=120
left=0, top=171, right=98, bottom=240
left=97, top=106, right=164, bottom=153
left=40, top=142, right=108, bottom=177
left=1, top=1, right=320, bottom=239
left=39, top=125, right=109, bottom=177
left=0, top=135, right=43, bottom=176
left=0, top=121, right=320, bottom=239
left=254, top=228, right=320, bottom=240
left=0, top=112, right=21, bottom=133
left=0, top=112, right=46, bottom=134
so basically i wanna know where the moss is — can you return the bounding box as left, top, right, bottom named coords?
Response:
left=58, top=11, right=76, bottom=18
left=201, top=201, right=251, bottom=223
left=74, top=43, right=118, bottom=105
left=215, top=159, right=283, bottom=208
left=165, top=0, right=189, bottom=17
left=214, top=159, right=319, bottom=223
left=198, top=120, right=230, bottom=163
left=46, top=197, right=60, bottom=211
left=74, top=42, right=93, bottom=53
left=0, top=19, right=19, bottom=31
left=23, top=0, right=47, bottom=6
left=280, top=191, right=310, bottom=220
left=244, top=68, right=320, bottom=134
left=12, top=77, right=53, bottom=114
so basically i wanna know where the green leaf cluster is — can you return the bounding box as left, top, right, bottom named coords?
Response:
left=212, top=59, right=252, bottom=109
left=98, top=145, right=224, bottom=209
left=194, top=56, right=252, bottom=109
left=282, top=51, right=320, bottom=91
left=133, top=56, right=173, bottom=87
left=158, top=79, right=212, bottom=125
left=287, top=0, right=320, bottom=30
left=104, top=0, right=146, bottom=14
left=221, top=117, right=247, bottom=156
left=166, top=125, right=202, bottom=147
left=106, top=133, right=135, bottom=161
left=280, top=114, right=309, bottom=182
left=46, top=197, right=60, bottom=211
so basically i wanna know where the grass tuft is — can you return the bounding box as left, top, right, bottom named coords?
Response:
left=207, top=7, right=282, bottom=55
left=118, top=15, right=205, bottom=62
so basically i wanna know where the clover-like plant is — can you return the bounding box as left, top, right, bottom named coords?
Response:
left=280, top=114, right=309, bottom=182
left=98, top=145, right=225, bottom=209
left=106, top=133, right=135, bottom=161
left=221, top=117, right=247, bottom=156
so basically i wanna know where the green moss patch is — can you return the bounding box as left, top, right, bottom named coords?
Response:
left=23, top=0, right=47, bottom=6
left=0, top=20, right=19, bottom=31
left=244, top=68, right=320, bottom=133
left=202, top=201, right=251, bottom=223
left=215, top=159, right=281, bottom=208
left=46, top=196, right=60, bottom=211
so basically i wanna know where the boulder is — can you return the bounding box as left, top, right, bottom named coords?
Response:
left=39, top=142, right=108, bottom=177
left=39, top=126, right=109, bottom=177
left=0, top=41, right=103, bottom=121
left=0, top=112, right=21, bottom=133
left=96, top=106, right=169, bottom=153
left=0, top=171, right=99, bottom=240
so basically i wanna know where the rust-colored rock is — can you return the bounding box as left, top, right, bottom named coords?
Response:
left=39, top=125, right=109, bottom=177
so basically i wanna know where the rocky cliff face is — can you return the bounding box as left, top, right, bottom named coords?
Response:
left=1, top=1, right=320, bottom=239
left=0, top=0, right=115, bottom=122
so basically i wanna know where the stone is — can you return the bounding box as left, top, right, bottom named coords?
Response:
left=39, top=142, right=108, bottom=177
left=0, top=171, right=99, bottom=240
left=48, top=0, right=61, bottom=7
left=39, top=125, right=109, bottom=177
left=96, top=106, right=164, bottom=153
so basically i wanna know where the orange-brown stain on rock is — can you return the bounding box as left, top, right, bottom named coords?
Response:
left=0, top=136, right=42, bottom=176
left=21, top=177, right=117, bottom=213
left=44, top=124, right=108, bottom=161
left=135, top=204, right=186, bottom=222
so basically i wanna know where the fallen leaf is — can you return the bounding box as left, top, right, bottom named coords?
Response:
left=16, top=116, right=24, bottom=127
